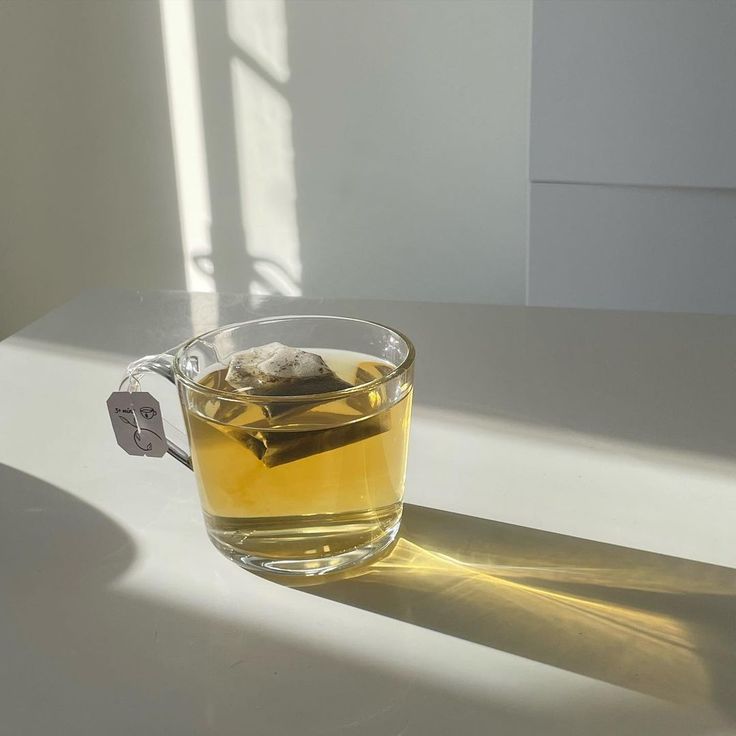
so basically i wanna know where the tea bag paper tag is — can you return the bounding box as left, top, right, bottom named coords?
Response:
left=107, top=392, right=167, bottom=458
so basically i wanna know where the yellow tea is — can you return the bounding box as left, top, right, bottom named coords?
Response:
left=183, top=350, right=412, bottom=571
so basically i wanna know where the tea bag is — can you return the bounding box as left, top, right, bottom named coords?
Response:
left=221, top=343, right=389, bottom=467
left=227, top=411, right=391, bottom=468
left=225, top=342, right=352, bottom=396
left=202, top=343, right=350, bottom=426
left=354, top=361, right=393, bottom=385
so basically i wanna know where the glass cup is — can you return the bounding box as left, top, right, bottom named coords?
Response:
left=120, top=315, right=415, bottom=577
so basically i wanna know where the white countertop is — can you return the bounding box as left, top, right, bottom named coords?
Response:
left=1, top=290, right=735, bottom=735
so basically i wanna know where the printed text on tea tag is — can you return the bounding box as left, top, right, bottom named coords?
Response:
left=107, top=391, right=167, bottom=458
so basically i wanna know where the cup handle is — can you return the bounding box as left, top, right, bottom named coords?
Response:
left=120, top=353, right=193, bottom=470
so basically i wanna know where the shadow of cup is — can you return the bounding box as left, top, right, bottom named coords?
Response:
left=0, top=464, right=137, bottom=589
left=301, top=503, right=736, bottom=720
left=4, top=462, right=735, bottom=725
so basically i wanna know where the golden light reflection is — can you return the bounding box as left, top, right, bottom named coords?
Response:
left=306, top=505, right=736, bottom=716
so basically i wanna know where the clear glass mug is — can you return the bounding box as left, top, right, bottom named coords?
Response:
left=120, top=315, right=415, bottom=577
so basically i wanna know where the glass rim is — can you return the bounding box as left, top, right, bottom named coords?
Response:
left=172, top=314, right=416, bottom=403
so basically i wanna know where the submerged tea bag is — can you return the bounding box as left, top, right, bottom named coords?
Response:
left=220, top=343, right=390, bottom=467
left=226, top=411, right=391, bottom=468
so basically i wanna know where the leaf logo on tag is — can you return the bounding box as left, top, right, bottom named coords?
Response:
left=107, top=392, right=167, bottom=458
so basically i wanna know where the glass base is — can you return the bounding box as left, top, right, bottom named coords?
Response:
left=204, top=504, right=402, bottom=578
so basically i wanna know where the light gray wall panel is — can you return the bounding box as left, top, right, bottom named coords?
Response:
left=529, top=183, right=736, bottom=314
left=531, top=0, right=736, bottom=189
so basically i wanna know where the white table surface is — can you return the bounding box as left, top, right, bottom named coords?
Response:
left=1, top=290, right=735, bottom=735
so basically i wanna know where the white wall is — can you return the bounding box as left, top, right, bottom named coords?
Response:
left=284, top=0, right=531, bottom=304
left=4, top=0, right=733, bottom=336
left=0, top=0, right=532, bottom=338
left=0, top=0, right=185, bottom=338
left=529, top=0, right=736, bottom=314
left=169, top=0, right=532, bottom=304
